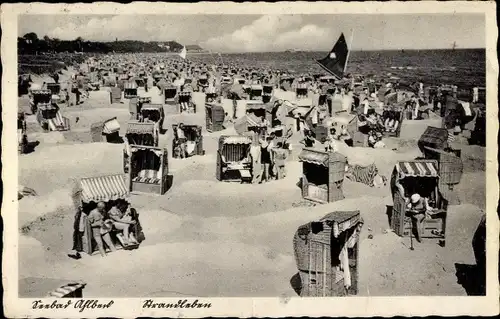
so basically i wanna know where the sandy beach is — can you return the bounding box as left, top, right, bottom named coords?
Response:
left=18, top=69, right=486, bottom=297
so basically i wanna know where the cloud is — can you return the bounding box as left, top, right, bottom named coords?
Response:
left=46, top=16, right=180, bottom=42
left=276, top=24, right=334, bottom=49
left=202, top=15, right=333, bottom=52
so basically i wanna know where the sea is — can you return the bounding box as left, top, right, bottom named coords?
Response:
left=186, top=49, right=485, bottom=90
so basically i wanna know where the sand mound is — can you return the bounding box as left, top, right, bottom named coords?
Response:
left=27, top=131, right=66, bottom=144
left=162, top=112, right=205, bottom=128
left=174, top=171, right=299, bottom=197
left=19, top=188, right=73, bottom=227
left=139, top=210, right=184, bottom=239
left=64, top=108, right=130, bottom=131
left=27, top=239, right=296, bottom=297
left=138, top=87, right=164, bottom=104
left=336, top=142, right=420, bottom=176
left=169, top=155, right=217, bottom=173
left=85, top=90, right=112, bottom=107
left=76, top=241, right=293, bottom=276
left=399, top=118, right=443, bottom=140
left=19, top=143, right=124, bottom=196
left=207, top=126, right=238, bottom=137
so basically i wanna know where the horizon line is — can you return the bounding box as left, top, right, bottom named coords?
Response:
left=70, top=47, right=484, bottom=54
left=186, top=47, right=486, bottom=54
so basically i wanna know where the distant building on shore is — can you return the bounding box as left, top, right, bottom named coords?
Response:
left=186, top=45, right=207, bottom=53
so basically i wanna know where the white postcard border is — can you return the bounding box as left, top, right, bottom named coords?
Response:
left=2, top=2, right=498, bottom=318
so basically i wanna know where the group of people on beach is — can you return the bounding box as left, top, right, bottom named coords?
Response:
left=69, top=200, right=139, bottom=259
left=50, top=51, right=479, bottom=258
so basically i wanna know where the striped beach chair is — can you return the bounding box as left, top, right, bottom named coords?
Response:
left=296, top=83, right=309, bottom=99
left=133, top=169, right=161, bottom=185
left=47, top=110, right=70, bottom=131
left=178, top=91, right=194, bottom=113
left=47, top=281, right=87, bottom=298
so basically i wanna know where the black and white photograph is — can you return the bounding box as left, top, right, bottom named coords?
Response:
left=2, top=2, right=498, bottom=318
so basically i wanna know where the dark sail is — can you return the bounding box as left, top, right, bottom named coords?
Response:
left=316, top=33, right=349, bottom=80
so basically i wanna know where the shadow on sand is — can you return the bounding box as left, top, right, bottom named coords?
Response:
left=454, top=263, right=486, bottom=296
left=290, top=272, right=302, bottom=296
left=296, top=177, right=303, bottom=189
left=166, top=174, right=174, bottom=192
left=23, top=140, right=40, bottom=154
left=385, top=205, right=393, bottom=227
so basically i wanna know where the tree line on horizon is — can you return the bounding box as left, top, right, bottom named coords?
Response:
left=18, top=32, right=187, bottom=55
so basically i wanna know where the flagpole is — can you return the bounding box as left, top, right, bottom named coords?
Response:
left=218, top=53, right=224, bottom=66
left=343, top=29, right=354, bottom=75
left=208, top=49, right=218, bottom=66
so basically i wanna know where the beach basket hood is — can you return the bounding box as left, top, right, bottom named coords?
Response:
left=102, top=117, right=120, bottom=134
left=298, top=148, right=330, bottom=167
left=220, top=135, right=252, bottom=145
left=319, top=210, right=363, bottom=238
left=73, top=174, right=129, bottom=204
left=141, top=103, right=163, bottom=111
left=394, top=160, right=439, bottom=180
left=127, top=121, right=156, bottom=135
left=418, top=126, right=451, bottom=154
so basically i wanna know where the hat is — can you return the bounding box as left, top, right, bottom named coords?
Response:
left=410, top=194, right=421, bottom=204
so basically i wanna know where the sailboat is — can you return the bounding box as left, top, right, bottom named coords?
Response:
left=452, top=41, right=457, bottom=51
left=315, top=31, right=353, bottom=80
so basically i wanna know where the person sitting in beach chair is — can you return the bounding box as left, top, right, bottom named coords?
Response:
left=406, top=193, right=435, bottom=243
left=300, top=129, right=316, bottom=148
left=367, top=111, right=385, bottom=134
left=362, top=97, right=371, bottom=115
left=325, top=128, right=339, bottom=152
left=108, top=201, right=138, bottom=247
left=174, top=123, right=188, bottom=159
left=368, top=130, right=385, bottom=148
left=357, top=113, right=371, bottom=135
left=367, top=112, right=385, bottom=148
left=384, top=112, right=400, bottom=133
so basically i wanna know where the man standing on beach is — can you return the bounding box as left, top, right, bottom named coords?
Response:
left=68, top=205, right=83, bottom=260
left=230, top=80, right=244, bottom=119
left=88, top=202, right=116, bottom=257
left=259, top=136, right=275, bottom=183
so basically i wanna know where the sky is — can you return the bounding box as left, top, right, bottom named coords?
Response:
left=18, top=14, right=485, bottom=52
